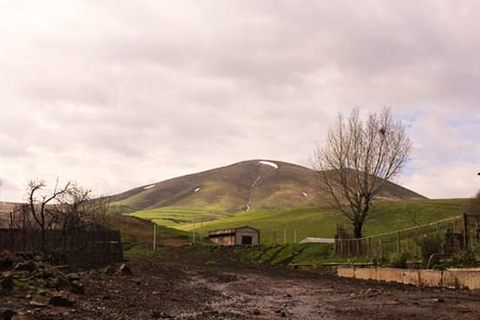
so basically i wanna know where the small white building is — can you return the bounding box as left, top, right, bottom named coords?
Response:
left=208, top=226, right=260, bottom=246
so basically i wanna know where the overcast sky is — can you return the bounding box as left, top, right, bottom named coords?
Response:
left=1, top=0, right=480, bottom=202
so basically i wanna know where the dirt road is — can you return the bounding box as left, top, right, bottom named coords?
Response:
left=4, top=254, right=480, bottom=319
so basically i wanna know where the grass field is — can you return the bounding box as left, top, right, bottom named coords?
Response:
left=129, top=207, right=233, bottom=229
left=130, top=198, right=468, bottom=244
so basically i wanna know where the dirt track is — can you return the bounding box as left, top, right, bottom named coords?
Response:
left=4, top=252, right=480, bottom=319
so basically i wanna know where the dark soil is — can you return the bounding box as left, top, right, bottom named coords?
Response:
left=3, top=248, right=480, bottom=319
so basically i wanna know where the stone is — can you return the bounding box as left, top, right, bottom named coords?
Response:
left=29, top=301, right=47, bottom=308
left=119, top=264, right=133, bottom=276
left=49, top=296, right=75, bottom=307
left=0, top=252, right=14, bottom=272
left=15, top=261, right=37, bottom=273
left=67, top=273, right=80, bottom=282
left=70, top=280, right=85, bottom=294
left=11, top=313, right=29, bottom=320
left=0, top=308, right=16, bottom=320
left=0, top=272, right=14, bottom=291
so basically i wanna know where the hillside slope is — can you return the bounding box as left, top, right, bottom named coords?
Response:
left=111, top=160, right=425, bottom=212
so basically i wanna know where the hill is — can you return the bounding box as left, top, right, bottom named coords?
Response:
left=110, top=159, right=425, bottom=213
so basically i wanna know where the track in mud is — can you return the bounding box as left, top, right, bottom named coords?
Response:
left=4, top=256, right=480, bottom=319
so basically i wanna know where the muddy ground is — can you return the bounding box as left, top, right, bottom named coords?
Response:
left=3, top=249, right=480, bottom=319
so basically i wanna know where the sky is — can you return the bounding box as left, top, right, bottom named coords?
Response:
left=1, top=0, right=480, bottom=202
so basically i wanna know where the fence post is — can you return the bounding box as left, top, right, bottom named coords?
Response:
left=436, top=222, right=440, bottom=237
left=273, top=230, right=276, bottom=243
left=367, top=237, right=371, bottom=257
left=380, top=238, right=384, bottom=260
left=284, top=229, right=286, bottom=245
left=397, top=232, right=400, bottom=253
left=463, top=212, right=469, bottom=250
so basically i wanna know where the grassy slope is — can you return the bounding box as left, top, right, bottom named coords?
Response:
left=133, top=198, right=467, bottom=244
left=110, top=160, right=425, bottom=213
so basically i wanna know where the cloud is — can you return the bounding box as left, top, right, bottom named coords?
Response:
left=0, top=1, right=479, bottom=201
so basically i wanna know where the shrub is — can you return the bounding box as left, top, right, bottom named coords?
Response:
left=415, top=234, right=443, bottom=266
left=389, top=252, right=410, bottom=268
left=451, top=250, right=477, bottom=268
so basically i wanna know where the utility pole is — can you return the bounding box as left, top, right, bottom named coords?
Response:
left=193, top=216, right=196, bottom=245
left=153, top=223, right=156, bottom=251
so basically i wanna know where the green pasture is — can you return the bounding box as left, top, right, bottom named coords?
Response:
left=129, top=207, right=232, bottom=229
left=130, top=198, right=468, bottom=244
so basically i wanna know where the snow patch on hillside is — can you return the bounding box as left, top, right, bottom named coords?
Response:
left=259, top=161, right=278, bottom=169
left=144, top=185, right=156, bottom=190
left=194, top=187, right=201, bottom=193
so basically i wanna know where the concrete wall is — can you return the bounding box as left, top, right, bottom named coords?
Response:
left=337, top=266, right=480, bottom=290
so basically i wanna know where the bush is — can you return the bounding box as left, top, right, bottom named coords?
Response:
left=389, top=252, right=410, bottom=268
left=415, top=234, right=443, bottom=266
left=451, top=250, right=477, bottom=268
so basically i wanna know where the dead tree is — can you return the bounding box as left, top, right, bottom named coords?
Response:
left=54, top=184, right=92, bottom=250
left=28, top=180, right=72, bottom=252
left=314, top=108, right=412, bottom=239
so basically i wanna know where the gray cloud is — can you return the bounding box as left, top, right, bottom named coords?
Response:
left=1, top=1, right=480, bottom=201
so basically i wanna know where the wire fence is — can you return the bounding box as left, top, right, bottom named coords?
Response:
left=335, top=213, right=480, bottom=260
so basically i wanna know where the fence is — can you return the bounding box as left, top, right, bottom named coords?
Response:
left=0, top=227, right=123, bottom=265
left=335, top=213, right=480, bottom=260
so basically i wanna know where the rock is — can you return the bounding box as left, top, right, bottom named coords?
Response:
left=252, top=309, right=261, bottom=315
left=70, top=280, right=85, bottom=294
left=0, top=251, right=14, bottom=271
left=55, top=265, right=70, bottom=273
left=0, top=272, right=14, bottom=291
left=41, top=268, right=57, bottom=279
left=29, top=301, right=47, bottom=308
left=44, top=276, right=66, bottom=289
left=15, top=261, right=37, bottom=273
left=49, top=296, right=75, bottom=307
left=119, top=264, right=133, bottom=276
left=0, top=308, right=16, bottom=320
left=433, top=298, right=445, bottom=303
left=67, top=273, right=80, bottom=282
left=11, top=313, right=29, bottom=320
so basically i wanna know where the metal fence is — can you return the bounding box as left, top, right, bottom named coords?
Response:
left=335, top=213, right=480, bottom=260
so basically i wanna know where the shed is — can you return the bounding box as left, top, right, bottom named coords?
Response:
left=208, top=226, right=260, bottom=246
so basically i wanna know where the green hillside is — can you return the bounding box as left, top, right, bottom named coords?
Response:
left=161, top=198, right=467, bottom=244
left=111, top=160, right=425, bottom=214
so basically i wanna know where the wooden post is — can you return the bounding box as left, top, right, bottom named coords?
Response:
left=153, top=223, right=156, bottom=251
left=273, top=230, right=276, bottom=244
left=367, top=237, right=371, bottom=257
left=284, top=229, right=287, bottom=244
left=397, top=232, right=400, bottom=253
left=294, top=229, right=297, bottom=244
left=193, top=217, right=196, bottom=245
left=463, top=212, right=469, bottom=250
left=380, top=238, right=384, bottom=260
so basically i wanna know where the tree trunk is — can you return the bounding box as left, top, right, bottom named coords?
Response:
left=353, top=222, right=363, bottom=255
left=354, top=221, right=363, bottom=239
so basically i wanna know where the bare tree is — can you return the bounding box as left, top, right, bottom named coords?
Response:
left=28, top=179, right=72, bottom=252
left=314, top=108, right=412, bottom=239
left=54, top=184, right=92, bottom=250
left=465, top=190, right=480, bottom=215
